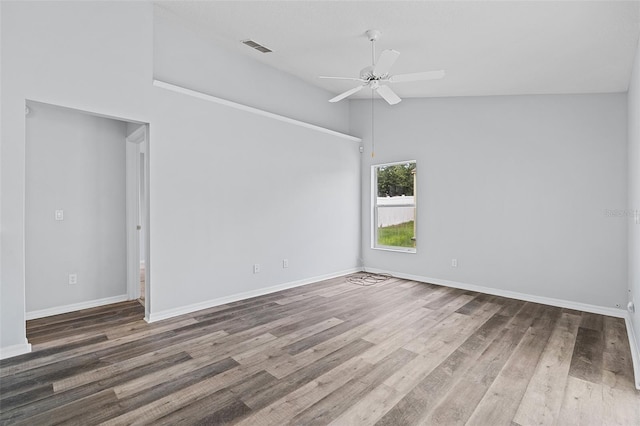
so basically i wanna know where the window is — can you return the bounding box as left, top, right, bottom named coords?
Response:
left=372, top=161, right=417, bottom=252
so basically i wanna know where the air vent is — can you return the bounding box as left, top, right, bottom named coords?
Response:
left=241, top=39, right=272, bottom=53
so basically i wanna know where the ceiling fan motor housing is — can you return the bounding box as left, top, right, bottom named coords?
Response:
left=360, top=65, right=374, bottom=80
left=360, top=65, right=388, bottom=82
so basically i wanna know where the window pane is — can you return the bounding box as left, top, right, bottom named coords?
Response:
left=376, top=163, right=415, bottom=197
left=377, top=206, right=415, bottom=248
left=374, top=162, right=416, bottom=251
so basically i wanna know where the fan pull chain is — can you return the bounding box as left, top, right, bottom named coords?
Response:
left=371, top=34, right=375, bottom=158
left=370, top=34, right=377, bottom=158
left=371, top=89, right=375, bottom=158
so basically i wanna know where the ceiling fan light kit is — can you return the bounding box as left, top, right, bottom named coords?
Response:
left=320, top=29, right=445, bottom=105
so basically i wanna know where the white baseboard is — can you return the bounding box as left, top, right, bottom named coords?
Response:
left=148, top=267, right=361, bottom=323
left=26, top=294, right=129, bottom=320
left=0, top=341, right=32, bottom=360
left=624, top=314, right=640, bottom=390
left=364, top=267, right=627, bottom=318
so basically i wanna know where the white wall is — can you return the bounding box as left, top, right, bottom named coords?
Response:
left=352, top=94, right=628, bottom=309
left=25, top=102, right=127, bottom=312
left=0, top=1, right=359, bottom=356
left=627, top=30, right=640, bottom=387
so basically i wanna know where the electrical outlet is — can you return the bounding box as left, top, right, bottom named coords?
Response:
left=253, top=264, right=260, bottom=274
left=283, top=259, right=289, bottom=268
left=451, top=259, right=458, bottom=268
left=68, top=273, right=77, bottom=285
left=55, top=210, right=64, bottom=221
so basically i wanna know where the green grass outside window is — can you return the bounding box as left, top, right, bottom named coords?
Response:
left=377, top=221, right=415, bottom=248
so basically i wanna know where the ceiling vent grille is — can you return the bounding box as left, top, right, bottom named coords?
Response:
left=241, top=39, right=272, bottom=53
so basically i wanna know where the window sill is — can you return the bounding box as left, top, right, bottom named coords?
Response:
left=372, top=246, right=417, bottom=254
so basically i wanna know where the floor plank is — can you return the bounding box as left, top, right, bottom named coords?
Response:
left=556, top=376, right=604, bottom=426
left=0, top=274, right=637, bottom=425
left=512, top=311, right=581, bottom=426
left=465, top=305, right=561, bottom=425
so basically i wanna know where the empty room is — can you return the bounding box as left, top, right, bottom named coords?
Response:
left=1, top=1, right=639, bottom=424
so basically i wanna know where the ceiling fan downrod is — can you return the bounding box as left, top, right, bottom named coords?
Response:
left=366, top=29, right=382, bottom=66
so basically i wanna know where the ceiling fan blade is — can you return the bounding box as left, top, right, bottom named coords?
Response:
left=319, top=76, right=365, bottom=82
left=389, top=70, right=445, bottom=83
left=376, top=85, right=401, bottom=105
left=329, top=85, right=365, bottom=103
left=373, top=49, right=400, bottom=77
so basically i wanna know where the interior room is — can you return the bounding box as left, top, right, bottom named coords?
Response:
left=1, top=1, right=639, bottom=424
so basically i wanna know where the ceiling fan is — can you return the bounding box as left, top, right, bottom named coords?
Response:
left=320, top=29, right=445, bottom=105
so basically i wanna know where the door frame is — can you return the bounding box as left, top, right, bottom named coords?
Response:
left=126, top=124, right=150, bottom=320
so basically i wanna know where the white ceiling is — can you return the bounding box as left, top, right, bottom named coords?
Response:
left=157, top=1, right=640, bottom=100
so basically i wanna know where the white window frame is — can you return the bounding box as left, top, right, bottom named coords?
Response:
left=371, top=160, right=417, bottom=253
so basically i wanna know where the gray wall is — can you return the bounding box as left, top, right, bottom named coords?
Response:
left=628, top=30, right=640, bottom=383
left=25, top=103, right=127, bottom=312
left=149, top=10, right=359, bottom=315
left=1, top=1, right=359, bottom=354
left=352, top=94, right=628, bottom=309
left=153, top=7, right=350, bottom=134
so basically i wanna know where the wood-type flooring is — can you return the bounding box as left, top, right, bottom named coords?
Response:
left=1, top=274, right=638, bottom=425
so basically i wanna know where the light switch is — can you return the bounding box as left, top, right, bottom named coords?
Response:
left=55, top=210, right=64, bottom=221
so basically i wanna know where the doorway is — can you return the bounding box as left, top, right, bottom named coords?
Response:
left=139, top=151, right=146, bottom=302
left=24, top=100, right=150, bottom=323
left=126, top=124, right=150, bottom=320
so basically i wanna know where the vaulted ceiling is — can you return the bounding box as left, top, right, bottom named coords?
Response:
left=157, top=1, right=640, bottom=100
